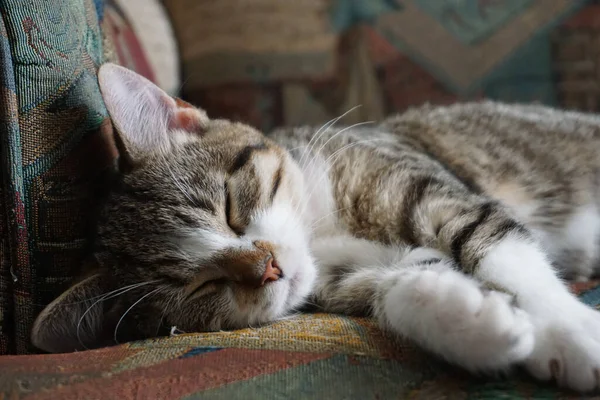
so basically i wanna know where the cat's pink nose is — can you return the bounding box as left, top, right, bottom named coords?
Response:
left=260, top=256, right=281, bottom=285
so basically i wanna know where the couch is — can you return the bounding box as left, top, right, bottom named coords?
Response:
left=1, top=0, right=599, bottom=398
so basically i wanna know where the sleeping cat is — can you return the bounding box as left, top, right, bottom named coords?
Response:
left=32, top=64, right=600, bottom=392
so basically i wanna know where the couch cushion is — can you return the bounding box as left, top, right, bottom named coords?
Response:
left=1, top=281, right=598, bottom=398
left=0, top=0, right=116, bottom=355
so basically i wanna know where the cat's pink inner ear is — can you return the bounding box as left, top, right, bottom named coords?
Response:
left=99, top=63, right=175, bottom=156
left=171, top=108, right=209, bottom=133
left=171, top=98, right=209, bottom=134
left=98, top=63, right=210, bottom=160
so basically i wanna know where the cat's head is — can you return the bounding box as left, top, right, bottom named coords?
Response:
left=31, top=64, right=316, bottom=353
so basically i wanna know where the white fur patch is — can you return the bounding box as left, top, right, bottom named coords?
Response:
left=297, top=151, right=340, bottom=236
left=241, top=203, right=316, bottom=322
left=530, top=204, right=600, bottom=281
left=562, top=204, right=600, bottom=280
left=564, top=204, right=600, bottom=253
left=478, top=234, right=566, bottom=311
left=477, top=234, right=600, bottom=391
left=311, top=237, right=535, bottom=371
left=310, top=235, right=407, bottom=270
left=176, top=229, right=249, bottom=261
left=381, top=265, right=535, bottom=371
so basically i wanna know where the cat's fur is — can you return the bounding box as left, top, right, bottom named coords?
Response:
left=32, top=64, right=600, bottom=393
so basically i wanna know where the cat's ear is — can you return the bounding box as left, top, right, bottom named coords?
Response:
left=98, top=63, right=209, bottom=162
left=31, top=272, right=109, bottom=353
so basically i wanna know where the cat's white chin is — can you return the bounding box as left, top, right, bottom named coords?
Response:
left=284, top=253, right=317, bottom=310
left=243, top=204, right=317, bottom=322
left=232, top=256, right=316, bottom=327
left=263, top=254, right=316, bottom=321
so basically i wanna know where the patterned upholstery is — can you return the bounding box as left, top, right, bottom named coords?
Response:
left=0, top=0, right=117, bottom=355
left=1, top=282, right=599, bottom=398
left=0, top=0, right=168, bottom=356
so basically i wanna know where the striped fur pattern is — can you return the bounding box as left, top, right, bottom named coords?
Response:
left=32, top=65, right=600, bottom=393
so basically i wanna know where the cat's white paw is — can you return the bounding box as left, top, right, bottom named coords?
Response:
left=525, top=302, right=600, bottom=393
left=383, top=268, right=535, bottom=371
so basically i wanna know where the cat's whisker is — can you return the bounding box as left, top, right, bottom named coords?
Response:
left=289, top=111, right=361, bottom=222
left=315, top=120, right=374, bottom=160
left=309, top=206, right=351, bottom=230
left=297, top=127, right=330, bottom=171
left=298, top=105, right=362, bottom=170
left=294, top=108, right=364, bottom=214
left=296, top=122, right=377, bottom=219
left=176, top=73, right=196, bottom=96
left=286, top=144, right=310, bottom=153
left=299, top=139, right=387, bottom=218
left=302, top=121, right=375, bottom=183
left=58, top=281, right=157, bottom=307
left=114, top=288, right=161, bottom=344
left=304, top=106, right=362, bottom=157
left=76, top=281, right=158, bottom=349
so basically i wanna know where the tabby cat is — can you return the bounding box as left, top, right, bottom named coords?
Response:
left=32, top=64, right=600, bottom=392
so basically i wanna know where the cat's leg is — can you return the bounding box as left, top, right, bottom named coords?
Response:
left=476, top=233, right=600, bottom=391
left=311, top=236, right=535, bottom=371
left=404, top=185, right=600, bottom=392
left=533, top=203, right=600, bottom=281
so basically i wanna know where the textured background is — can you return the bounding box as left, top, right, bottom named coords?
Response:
left=165, top=0, right=591, bottom=132
left=1, top=280, right=599, bottom=399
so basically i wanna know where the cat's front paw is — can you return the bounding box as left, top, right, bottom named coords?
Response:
left=384, top=268, right=535, bottom=371
left=525, top=303, right=600, bottom=393
left=435, top=281, right=535, bottom=371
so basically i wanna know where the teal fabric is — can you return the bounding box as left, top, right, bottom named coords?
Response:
left=0, top=0, right=113, bottom=354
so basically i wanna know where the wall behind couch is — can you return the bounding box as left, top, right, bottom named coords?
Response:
left=164, top=0, right=594, bottom=132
